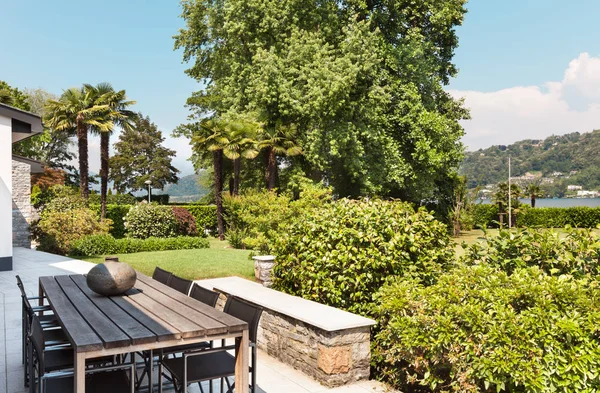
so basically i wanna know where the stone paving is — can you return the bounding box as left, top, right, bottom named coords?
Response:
left=0, top=248, right=395, bottom=393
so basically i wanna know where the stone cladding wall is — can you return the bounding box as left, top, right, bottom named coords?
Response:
left=12, top=160, right=31, bottom=248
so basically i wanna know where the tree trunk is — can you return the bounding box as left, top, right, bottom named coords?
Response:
left=100, top=132, right=110, bottom=219
left=531, top=195, right=536, bottom=208
left=213, top=150, right=225, bottom=240
left=76, top=119, right=89, bottom=200
left=233, top=158, right=241, bottom=196
left=267, top=147, right=277, bottom=191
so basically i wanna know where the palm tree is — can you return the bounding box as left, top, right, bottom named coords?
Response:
left=45, top=86, right=112, bottom=199
left=191, top=119, right=229, bottom=240
left=257, top=122, right=302, bottom=191
left=220, top=116, right=261, bottom=195
left=525, top=184, right=542, bottom=208
left=87, top=83, right=136, bottom=219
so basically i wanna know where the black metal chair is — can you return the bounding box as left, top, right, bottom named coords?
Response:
left=152, top=267, right=173, bottom=285
left=159, top=296, right=263, bottom=393
left=189, top=284, right=220, bottom=308
left=168, top=274, right=193, bottom=295
left=28, top=314, right=133, bottom=393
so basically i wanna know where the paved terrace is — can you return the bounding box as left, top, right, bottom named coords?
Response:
left=0, top=248, right=393, bottom=393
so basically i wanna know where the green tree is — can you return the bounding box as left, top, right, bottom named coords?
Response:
left=87, top=83, right=137, bottom=219
left=257, top=123, right=302, bottom=191
left=0, top=81, right=30, bottom=109
left=525, top=183, right=542, bottom=208
left=45, top=85, right=113, bottom=199
left=175, top=0, right=468, bottom=202
left=110, top=113, right=179, bottom=193
left=220, top=116, right=261, bottom=195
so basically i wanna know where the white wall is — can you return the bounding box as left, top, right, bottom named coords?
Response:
left=0, top=114, right=12, bottom=263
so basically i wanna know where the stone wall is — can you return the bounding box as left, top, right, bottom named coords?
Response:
left=253, top=255, right=275, bottom=287
left=214, top=293, right=371, bottom=387
left=12, top=160, right=31, bottom=248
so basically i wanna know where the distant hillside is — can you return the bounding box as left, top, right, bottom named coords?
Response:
left=156, top=174, right=208, bottom=202
left=460, top=130, right=600, bottom=193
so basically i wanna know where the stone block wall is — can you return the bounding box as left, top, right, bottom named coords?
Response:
left=12, top=160, right=31, bottom=248
left=214, top=293, right=371, bottom=387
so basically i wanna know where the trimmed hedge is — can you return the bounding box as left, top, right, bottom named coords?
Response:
left=135, top=194, right=170, bottom=204
left=184, top=205, right=217, bottom=232
left=90, top=204, right=130, bottom=238
left=71, top=234, right=210, bottom=256
left=517, top=206, right=600, bottom=228
left=470, top=203, right=499, bottom=228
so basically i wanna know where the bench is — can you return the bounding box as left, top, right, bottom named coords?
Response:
left=197, top=276, right=376, bottom=387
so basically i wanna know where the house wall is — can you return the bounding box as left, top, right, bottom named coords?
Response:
left=0, top=114, right=13, bottom=270
left=12, top=160, right=31, bottom=248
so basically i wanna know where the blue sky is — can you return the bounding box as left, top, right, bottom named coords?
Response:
left=1, top=1, right=599, bottom=175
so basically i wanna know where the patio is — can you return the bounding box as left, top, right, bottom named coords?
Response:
left=0, top=248, right=392, bottom=393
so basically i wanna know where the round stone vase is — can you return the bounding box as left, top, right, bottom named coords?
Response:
left=86, top=262, right=137, bottom=296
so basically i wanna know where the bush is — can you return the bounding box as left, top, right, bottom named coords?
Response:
left=271, top=199, right=455, bottom=316
left=517, top=206, right=600, bottom=228
left=470, top=203, right=499, bottom=228
left=37, top=208, right=112, bottom=255
left=89, top=204, right=130, bottom=238
left=172, top=207, right=199, bottom=236
left=136, top=194, right=170, bottom=204
left=183, top=205, right=217, bottom=233
left=224, top=184, right=332, bottom=252
left=88, top=193, right=138, bottom=205
left=71, top=235, right=209, bottom=256
left=461, top=227, right=600, bottom=278
left=373, top=265, right=600, bottom=393
left=124, top=204, right=177, bottom=239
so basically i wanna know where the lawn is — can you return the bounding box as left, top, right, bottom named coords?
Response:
left=78, top=238, right=255, bottom=280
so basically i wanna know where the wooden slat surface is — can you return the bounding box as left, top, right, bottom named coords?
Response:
left=40, top=273, right=248, bottom=354
left=39, top=276, right=103, bottom=352
left=137, top=274, right=247, bottom=332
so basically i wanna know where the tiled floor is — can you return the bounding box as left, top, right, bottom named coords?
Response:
left=0, top=248, right=395, bottom=393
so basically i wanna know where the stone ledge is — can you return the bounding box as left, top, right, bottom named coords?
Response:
left=198, top=276, right=376, bottom=332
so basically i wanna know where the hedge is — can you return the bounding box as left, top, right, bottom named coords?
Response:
left=469, top=205, right=600, bottom=229
left=135, top=194, right=170, bottom=204
left=90, top=204, right=217, bottom=237
left=70, top=234, right=210, bottom=256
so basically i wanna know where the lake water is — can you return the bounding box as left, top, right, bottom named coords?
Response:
left=477, top=198, right=600, bottom=208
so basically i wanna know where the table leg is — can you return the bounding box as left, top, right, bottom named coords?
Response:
left=235, top=330, right=249, bottom=393
left=148, top=349, right=154, bottom=393
left=38, top=281, right=44, bottom=315
left=75, top=351, right=85, bottom=392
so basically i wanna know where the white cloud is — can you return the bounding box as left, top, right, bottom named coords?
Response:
left=450, top=52, right=600, bottom=150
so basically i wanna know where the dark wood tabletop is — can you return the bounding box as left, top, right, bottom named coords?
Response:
left=39, top=273, right=248, bottom=353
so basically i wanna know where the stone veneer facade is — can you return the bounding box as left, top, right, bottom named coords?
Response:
left=12, top=160, right=32, bottom=248
left=215, top=293, right=371, bottom=387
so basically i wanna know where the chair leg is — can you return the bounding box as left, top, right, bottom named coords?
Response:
left=252, top=346, right=257, bottom=393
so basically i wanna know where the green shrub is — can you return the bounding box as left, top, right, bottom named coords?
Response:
left=37, top=208, right=112, bottom=255
left=373, top=265, right=600, bottom=393
left=88, top=193, right=138, bottom=205
left=224, top=184, right=332, bottom=253
left=136, top=194, right=170, bottom=204
left=271, top=199, right=455, bottom=316
left=470, top=203, right=499, bottom=228
left=89, top=204, right=130, bottom=238
left=518, top=206, right=600, bottom=228
left=461, top=227, right=600, bottom=278
left=172, top=207, right=199, bottom=236
left=183, top=205, right=217, bottom=233
left=71, top=235, right=209, bottom=256
left=124, top=204, right=177, bottom=239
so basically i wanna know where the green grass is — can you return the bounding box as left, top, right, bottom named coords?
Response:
left=78, top=237, right=254, bottom=280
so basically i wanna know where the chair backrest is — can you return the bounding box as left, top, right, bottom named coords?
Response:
left=29, top=314, right=47, bottom=375
left=224, top=296, right=263, bottom=343
left=152, top=267, right=172, bottom=285
left=168, top=275, right=193, bottom=295
left=189, top=284, right=219, bottom=308
left=16, top=275, right=27, bottom=297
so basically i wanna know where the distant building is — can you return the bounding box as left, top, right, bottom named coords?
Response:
left=577, top=190, right=599, bottom=198
left=540, top=177, right=554, bottom=184
left=551, top=171, right=563, bottom=177
left=570, top=170, right=578, bottom=175
left=567, top=185, right=583, bottom=191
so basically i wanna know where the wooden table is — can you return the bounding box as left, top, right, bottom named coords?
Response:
left=39, top=273, right=249, bottom=393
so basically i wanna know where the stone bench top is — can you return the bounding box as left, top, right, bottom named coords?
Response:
left=197, top=276, right=376, bottom=332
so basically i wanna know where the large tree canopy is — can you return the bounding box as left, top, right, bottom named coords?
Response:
left=175, top=0, right=469, bottom=200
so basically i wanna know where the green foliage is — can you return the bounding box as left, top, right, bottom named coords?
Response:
left=271, top=199, right=455, bottom=316
left=518, top=206, right=600, bottom=228
left=460, top=227, right=600, bottom=278
left=223, top=184, right=332, bottom=252
left=37, top=208, right=112, bottom=255
left=88, top=193, right=138, bottom=205
left=172, top=207, right=199, bottom=236
left=183, top=205, right=217, bottom=232
left=0, top=80, right=31, bottom=110
left=175, top=0, right=468, bottom=201
left=123, top=204, right=178, bottom=239
left=135, top=194, right=170, bottom=205
left=71, top=234, right=209, bottom=256
left=373, top=265, right=600, bottom=393
left=110, top=114, right=179, bottom=193
left=460, top=130, right=600, bottom=193
left=89, top=204, right=130, bottom=238
left=470, top=204, right=500, bottom=229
